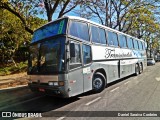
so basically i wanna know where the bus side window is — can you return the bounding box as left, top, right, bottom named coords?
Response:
left=136, top=40, right=139, bottom=50
left=99, top=28, right=107, bottom=44
left=143, top=42, right=146, bottom=50
left=131, top=38, right=134, bottom=49
left=108, top=31, right=113, bottom=46
left=144, top=43, right=147, bottom=50
left=141, top=42, right=144, bottom=50
left=91, top=26, right=100, bottom=43
left=113, top=32, right=119, bottom=46
left=127, top=37, right=133, bottom=49
left=69, top=42, right=82, bottom=69
left=133, top=39, right=138, bottom=49
left=82, top=45, right=92, bottom=65
left=69, top=22, right=78, bottom=38
left=69, top=21, right=89, bottom=41
left=138, top=41, right=143, bottom=50
left=119, top=34, right=127, bottom=48
left=108, top=31, right=118, bottom=47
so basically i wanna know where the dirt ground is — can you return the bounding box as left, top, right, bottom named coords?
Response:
left=0, top=72, right=28, bottom=89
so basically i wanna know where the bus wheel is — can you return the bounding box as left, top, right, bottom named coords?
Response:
left=139, top=63, right=143, bottom=74
left=92, top=72, right=106, bottom=93
left=135, top=64, right=139, bottom=76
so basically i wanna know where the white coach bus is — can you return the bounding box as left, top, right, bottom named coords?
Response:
left=28, top=16, right=147, bottom=98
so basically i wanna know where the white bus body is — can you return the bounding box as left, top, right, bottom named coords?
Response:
left=28, top=16, right=147, bottom=98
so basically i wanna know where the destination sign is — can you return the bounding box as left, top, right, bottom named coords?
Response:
left=32, top=19, right=67, bottom=43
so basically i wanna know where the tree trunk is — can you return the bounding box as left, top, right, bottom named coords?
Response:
left=47, top=13, right=52, bottom=22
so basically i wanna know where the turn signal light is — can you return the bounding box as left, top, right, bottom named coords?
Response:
left=59, top=81, right=64, bottom=86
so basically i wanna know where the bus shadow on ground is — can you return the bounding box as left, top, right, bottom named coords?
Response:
left=1, top=94, right=80, bottom=112
left=107, top=74, right=135, bottom=87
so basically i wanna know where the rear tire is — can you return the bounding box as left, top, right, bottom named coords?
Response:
left=139, top=63, right=143, bottom=74
left=92, top=72, right=106, bottom=93
left=135, top=64, right=139, bottom=76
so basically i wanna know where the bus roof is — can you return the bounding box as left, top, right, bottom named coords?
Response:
left=35, top=16, right=145, bottom=43
left=64, top=16, right=145, bottom=43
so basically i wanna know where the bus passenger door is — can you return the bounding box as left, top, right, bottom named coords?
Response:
left=68, top=41, right=83, bottom=97
left=82, top=44, right=93, bottom=92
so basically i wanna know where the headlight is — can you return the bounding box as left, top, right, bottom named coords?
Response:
left=53, top=82, right=58, bottom=86
left=48, top=81, right=64, bottom=86
left=48, top=81, right=54, bottom=86
left=48, top=81, right=58, bottom=86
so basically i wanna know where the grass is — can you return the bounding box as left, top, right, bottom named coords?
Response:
left=0, top=61, right=27, bottom=76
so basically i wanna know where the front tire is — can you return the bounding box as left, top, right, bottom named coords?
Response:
left=92, top=72, right=106, bottom=93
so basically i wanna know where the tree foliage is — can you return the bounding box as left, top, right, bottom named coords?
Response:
left=80, top=0, right=160, bottom=50
left=0, top=0, right=82, bottom=66
left=0, top=0, right=83, bottom=33
left=0, top=9, right=46, bottom=66
left=1, top=0, right=160, bottom=65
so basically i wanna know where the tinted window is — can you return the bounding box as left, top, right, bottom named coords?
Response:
left=136, top=40, right=139, bottom=49
left=138, top=41, right=143, bottom=50
left=143, top=42, right=146, bottom=50
left=99, top=28, right=106, bottom=44
left=70, top=42, right=82, bottom=69
left=91, top=26, right=100, bottom=43
left=119, top=34, right=127, bottom=48
left=29, top=37, right=65, bottom=74
left=127, top=37, right=133, bottom=49
left=69, top=21, right=89, bottom=41
left=133, top=39, right=138, bottom=49
left=83, top=45, right=92, bottom=64
left=141, top=42, right=144, bottom=50
left=108, top=31, right=118, bottom=46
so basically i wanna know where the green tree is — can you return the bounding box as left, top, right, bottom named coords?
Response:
left=0, top=0, right=83, bottom=35
left=0, top=0, right=39, bottom=34
left=80, top=0, right=160, bottom=38
left=0, top=9, right=46, bottom=66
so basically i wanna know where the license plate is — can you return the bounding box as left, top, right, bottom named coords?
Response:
left=39, top=88, right=45, bottom=92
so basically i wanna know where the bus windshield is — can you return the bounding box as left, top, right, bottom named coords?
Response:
left=28, top=37, right=65, bottom=74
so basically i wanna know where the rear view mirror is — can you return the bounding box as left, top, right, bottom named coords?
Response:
left=70, top=43, right=76, bottom=57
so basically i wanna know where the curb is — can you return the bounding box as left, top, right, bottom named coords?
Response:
left=0, top=85, right=28, bottom=93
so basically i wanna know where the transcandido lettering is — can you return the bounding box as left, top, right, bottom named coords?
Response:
left=105, top=48, right=132, bottom=58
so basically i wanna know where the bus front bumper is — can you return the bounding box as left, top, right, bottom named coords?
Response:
left=28, top=83, right=69, bottom=98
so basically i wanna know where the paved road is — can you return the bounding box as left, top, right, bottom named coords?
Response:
left=0, top=63, right=160, bottom=120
